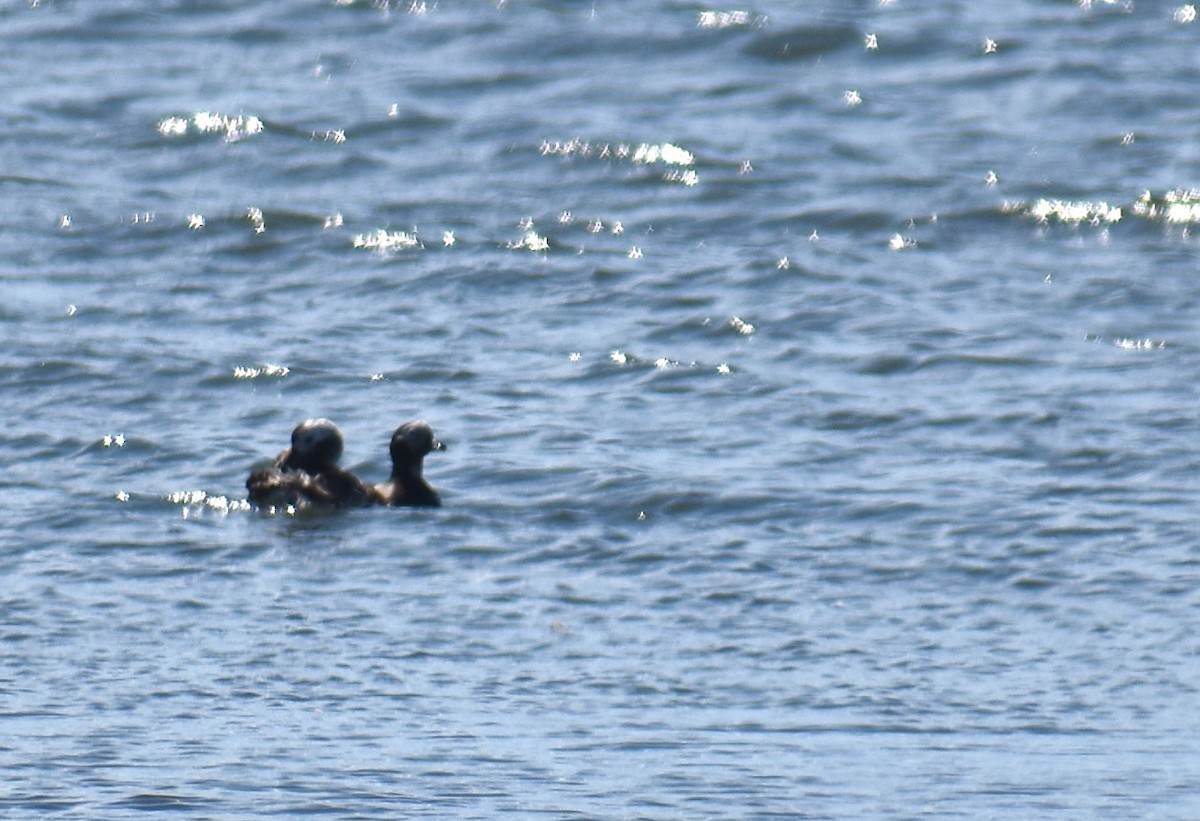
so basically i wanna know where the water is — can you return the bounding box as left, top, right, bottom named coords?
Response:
left=3, top=0, right=1200, bottom=816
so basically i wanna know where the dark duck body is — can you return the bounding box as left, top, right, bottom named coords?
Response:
left=246, top=418, right=372, bottom=508
left=371, top=420, right=444, bottom=507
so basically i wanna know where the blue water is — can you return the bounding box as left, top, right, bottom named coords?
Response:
left=3, top=0, right=1200, bottom=817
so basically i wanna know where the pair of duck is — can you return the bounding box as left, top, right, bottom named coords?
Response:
left=247, top=419, right=442, bottom=509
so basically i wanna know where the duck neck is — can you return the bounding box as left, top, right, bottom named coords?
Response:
left=391, top=459, right=439, bottom=505
left=391, top=458, right=424, bottom=485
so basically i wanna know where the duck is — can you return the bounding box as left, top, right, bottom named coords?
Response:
left=246, top=418, right=373, bottom=508
left=371, top=420, right=444, bottom=507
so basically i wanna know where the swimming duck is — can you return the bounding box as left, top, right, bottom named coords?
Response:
left=246, top=418, right=373, bottom=508
left=371, top=420, right=444, bottom=507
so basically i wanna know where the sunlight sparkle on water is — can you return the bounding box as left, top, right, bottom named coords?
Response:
left=662, top=168, right=699, bottom=186
left=507, top=230, right=549, bottom=252
left=332, top=0, right=431, bottom=13
left=233, top=364, right=290, bottom=379
left=157, top=112, right=264, bottom=143
left=353, top=229, right=423, bottom=251
left=246, top=207, right=266, bottom=233
left=539, top=139, right=701, bottom=184
left=729, top=316, right=755, bottom=335
left=1133, top=189, right=1200, bottom=224
left=632, top=142, right=694, bottom=166
left=697, top=10, right=767, bottom=29
left=168, top=490, right=209, bottom=506
left=1114, top=337, right=1165, bottom=350
left=1006, top=199, right=1122, bottom=225
left=168, top=490, right=253, bottom=516
left=541, top=139, right=695, bottom=167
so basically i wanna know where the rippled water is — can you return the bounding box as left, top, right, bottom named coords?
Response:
left=3, top=1, right=1200, bottom=817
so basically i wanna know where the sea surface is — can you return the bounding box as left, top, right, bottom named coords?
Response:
left=2, top=0, right=1200, bottom=817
